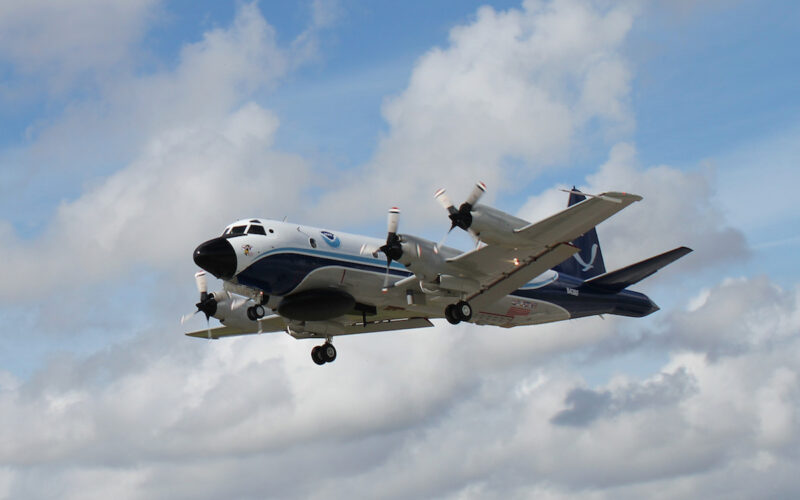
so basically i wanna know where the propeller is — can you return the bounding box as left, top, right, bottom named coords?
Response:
left=181, top=271, right=218, bottom=339
left=434, top=181, right=486, bottom=248
left=360, top=207, right=426, bottom=291
left=378, top=208, right=403, bottom=291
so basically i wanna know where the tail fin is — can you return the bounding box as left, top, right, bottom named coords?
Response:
left=553, top=187, right=606, bottom=280
left=584, top=246, right=693, bottom=292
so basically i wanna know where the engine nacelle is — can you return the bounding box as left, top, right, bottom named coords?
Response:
left=468, top=204, right=532, bottom=247
left=395, top=234, right=448, bottom=282
left=211, top=291, right=265, bottom=329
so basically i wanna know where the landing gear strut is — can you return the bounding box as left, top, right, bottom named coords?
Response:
left=311, top=342, right=337, bottom=365
left=444, top=300, right=472, bottom=325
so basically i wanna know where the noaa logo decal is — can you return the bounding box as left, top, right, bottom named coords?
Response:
left=574, top=243, right=598, bottom=271
left=320, top=231, right=341, bottom=248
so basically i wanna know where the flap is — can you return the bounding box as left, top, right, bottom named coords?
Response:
left=185, top=314, right=287, bottom=340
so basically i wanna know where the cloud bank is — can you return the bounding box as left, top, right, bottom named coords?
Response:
left=0, top=1, right=793, bottom=499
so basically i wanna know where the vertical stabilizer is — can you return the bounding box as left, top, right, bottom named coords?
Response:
left=553, top=187, right=606, bottom=280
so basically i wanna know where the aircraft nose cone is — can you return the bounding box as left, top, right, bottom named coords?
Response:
left=193, top=238, right=237, bottom=279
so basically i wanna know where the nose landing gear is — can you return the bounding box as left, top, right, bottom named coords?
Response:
left=311, top=342, right=337, bottom=365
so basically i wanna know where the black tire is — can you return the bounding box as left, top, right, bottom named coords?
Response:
left=246, top=307, right=257, bottom=321
left=322, top=343, right=337, bottom=362
left=455, top=301, right=472, bottom=322
left=445, top=304, right=460, bottom=325
left=311, top=346, right=326, bottom=365
left=254, top=305, right=266, bottom=318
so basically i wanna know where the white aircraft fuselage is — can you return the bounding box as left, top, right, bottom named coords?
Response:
left=188, top=187, right=690, bottom=365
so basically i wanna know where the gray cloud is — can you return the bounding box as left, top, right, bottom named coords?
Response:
left=551, top=368, right=697, bottom=426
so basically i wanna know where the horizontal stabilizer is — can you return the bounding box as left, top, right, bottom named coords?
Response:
left=583, top=246, right=692, bottom=292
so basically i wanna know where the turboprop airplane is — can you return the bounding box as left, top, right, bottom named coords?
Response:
left=184, top=184, right=691, bottom=365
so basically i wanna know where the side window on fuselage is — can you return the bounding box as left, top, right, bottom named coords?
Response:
left=248, top=225, right=266, bottom=235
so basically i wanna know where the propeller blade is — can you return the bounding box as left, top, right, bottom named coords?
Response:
left=180, top=310, right=199, bottom=324
left=465, top=181, right=486, bottom=207
left=381, top=263, right=391, bottom=292
left=437, top=226, right=454, bottom=251
left=195, top=271, right=208, bottom=295
left=387, top=207, right=400, bottom=235
left=434, top=188, right=456, bottom=213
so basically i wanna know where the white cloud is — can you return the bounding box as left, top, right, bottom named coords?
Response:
left=518, top=142, right=750, bottom=272
left=315, top=0, right=636, bottom=227
left=0, top=4, right=313, bottom=299
left=0, top=0, right=161, bottom=92
left=2, top=276, right=799, bottom=499
left=1, top=1, right=796, bottom=499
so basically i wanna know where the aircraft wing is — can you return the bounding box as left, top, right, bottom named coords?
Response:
left=450, top=242, right=579, bottom=310
left=446, top=191, right=642, bottom=309
left=185, top=314, right=287, bottom=339
left=186, top=314, right=434, bottom=340
left=512, top=191, right=642, bottom=246
left=286, top=317, right=434, bottom=339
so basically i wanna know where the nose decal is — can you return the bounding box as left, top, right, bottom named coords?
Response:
left=193, top=238, right=237, bottom=279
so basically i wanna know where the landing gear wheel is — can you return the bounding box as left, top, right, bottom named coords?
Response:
left=247, top=305, right=267, bottom=321
left=253, top=305, right=266, bottom=318
left=311, top=346, right=326, bottom=365
left=321, top=343, right=337, bottom=363
left=455, top=300, right=472, bottom=322
left=445, top=304, right=460, bottom=325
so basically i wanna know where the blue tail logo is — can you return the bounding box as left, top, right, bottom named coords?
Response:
left=573, top=243, right=599, bottom=272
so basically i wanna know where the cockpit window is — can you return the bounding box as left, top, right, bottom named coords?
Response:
left=230, top=225, right=247, bottom=235
left=222, top=227, right=231, bottom=236
left=248, top=225, right=266, bottom=235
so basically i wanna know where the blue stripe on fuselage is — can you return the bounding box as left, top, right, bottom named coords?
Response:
left=511, top=278, right=657, bottom=318
left=236, top=248, right=412, bottom=296
left=236, top=249, right=658, bottom=318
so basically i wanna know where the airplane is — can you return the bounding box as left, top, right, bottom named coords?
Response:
left=184, top=184, right=691, bottom=365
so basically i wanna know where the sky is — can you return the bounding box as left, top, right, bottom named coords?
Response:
left=0, top=0, right=799, bottom=498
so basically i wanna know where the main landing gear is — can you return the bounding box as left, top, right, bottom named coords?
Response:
left=311, top=342, right=337, bottom=365
left=444, top=300, right=472, bottom=325
left=246, top=304, right=266, bottom=321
